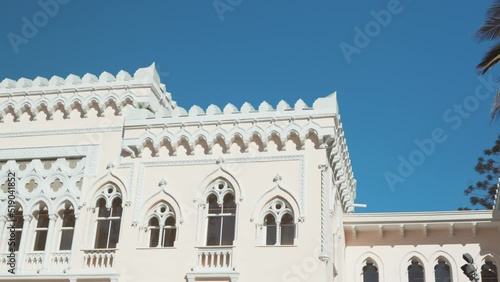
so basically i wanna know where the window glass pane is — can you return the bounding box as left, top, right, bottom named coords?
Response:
left=62, top=210, right=75, bottom=227
left=223, top=193, right=236, bottom=214
left=97, top=199, right=110, bottom=218
left=363, top=262, right=379, bottom=282
left=163, top=228, right=176, bottom=247
left=280, top=214, right=295, bottom=245
left=37, top=211, right=49, bottom=228
left=149, top=228, right=160, bottom=247
left=94, top=220, right=110, bottom=249
left=108, top=219, right=121, bottom=248
left=111, top=198, right=122, bottom=217
left=221, top=215, right=235, bottom=245
left=34, top=230, right=48, bottom=251
left=15, top=212, right=23, bottom=228
left=264, top=214, right=277, bottom=245
left=481, top=261, right=498, bottom=282
left=149, top=217, right=159, bottom=227
left=165, top=216, right=175, bottom=227
left=208, top=194, right=221, bottom=214
left=59, top=230, right=74, bottom=250
left=434, top=260, right=451, bottom=282
left=408, top=260, right=424, bottom=282
left=14, top=231, right=22, bottom=251
left=206, top=216, right=221, bottom=246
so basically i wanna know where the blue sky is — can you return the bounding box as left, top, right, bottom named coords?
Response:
left=1, top=0, right=498, bottom=212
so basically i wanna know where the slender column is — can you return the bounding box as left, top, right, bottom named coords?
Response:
left=69, top=213, right=80, bottom=271
left=275, top=220, right=281, bottom=245
left=318, top=165, right=330, bottom=262
left=42, top=214, right=58, bottom=270
left=0, top=217, right=7, bottom=249
left=16, top=214, right=32, bottom=271
left=157, top=225, right=164, bottom=247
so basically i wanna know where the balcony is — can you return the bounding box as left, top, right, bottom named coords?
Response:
left=0, top=251, right=70, bottom=273
left=50, top=251, right=71, bottom=271
left=197, top=246, right=233, bottom=270
left=0, top=253, right=15, bottom=272
left=187, top=247, right=239, bottom=282
left=83, top=249, right=116, bottom=269
left=23, top=252, right=44, bottom=271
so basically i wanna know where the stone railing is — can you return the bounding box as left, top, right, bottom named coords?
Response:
left=83, top=249, right=116, bottom=269
left=196, top=247, right=233, bottom=271
left=23, top=252, right=44, bottom=271
left=51, top=251, right=71, bottom=271
left=0, top=253, right=15, bottom=272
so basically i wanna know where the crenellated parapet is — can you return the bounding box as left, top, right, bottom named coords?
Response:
left=327, top=122, right=356, bottom=213
left=0, top=63, right=174, bottom=122
left=121, top=93, right=342, bottom=158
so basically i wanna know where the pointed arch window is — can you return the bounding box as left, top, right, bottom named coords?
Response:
left=9, top=203, right=23, bottom=252
left=262, top=198, right=296, bottom=246
left=205, top=179, right=236, bottom=246
left=481, top=260, right=498, bottom=282
left=147, top=202, right=177, bottom=247
left=33, top=206, right=49, bottom=251
left=94, top=184, right=123, bottom=249
left=363, top=261, right=379, bottom=282
left=59, top=207, right=75, bottom=250
left=434, top=259, right=451, bottom=282
left=408, top=259, right=425, bottom=282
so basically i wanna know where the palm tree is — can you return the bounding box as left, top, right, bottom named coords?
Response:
left=476, top=1, right=500, bottom=121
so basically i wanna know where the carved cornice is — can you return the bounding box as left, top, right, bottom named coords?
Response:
left=0, top=63, right=174, bottom=122
left=122, top=120, right=331, bottom=158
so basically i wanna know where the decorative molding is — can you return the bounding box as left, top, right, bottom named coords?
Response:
left=131, top=154, right=306, bottom=223
left=0, top=145, right=99, bottom=176
left=318, top=164, right=330, bottom=262
left=122, top=120, right=329, bottom=158
left=0, top=63, right=175, bottom=123
left=0, top=126, right=123, bottom=138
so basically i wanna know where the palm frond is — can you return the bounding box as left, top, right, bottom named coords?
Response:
left=490, top=90, right=500, bottom=122
left=477, top=42, right=500, bottom=74
left=475, top=18, right=500, bottom=41
left=476, top=2, right=500, bottom=41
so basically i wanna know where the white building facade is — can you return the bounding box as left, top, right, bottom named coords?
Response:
left=0, top=64, right=498, bottom=282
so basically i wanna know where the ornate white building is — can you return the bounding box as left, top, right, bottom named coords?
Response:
left=0, top=64, right=498, bottom=282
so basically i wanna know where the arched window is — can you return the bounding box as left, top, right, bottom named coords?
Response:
left=264, top=214, right=277, bottom=245
left=58, top=206, right=75, bottom=250
left=408, top=259, right=425, bottom=282
left=434, top=259, right=451, bottom=282
left=481, top=260, right=498, bottom=282
left=262, top=198, right=296, bottom=246
left=363, top=261, right=379, bottom=282
left=9, top=203, right=23, bottom=252
left=205, top=179, right=236, bottom=246
left=33, top=204, right=49, bottom=251
left=147, top=203, right=177, bottom=247
left=94, top=184, right=122, bottom=249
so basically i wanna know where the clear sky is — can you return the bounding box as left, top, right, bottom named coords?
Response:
left=1, top=0, right=498, bottom=212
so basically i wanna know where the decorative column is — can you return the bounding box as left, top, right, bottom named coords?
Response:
left=0, top=216, right=6, bottom=248
left=318, top=165, right=330, bottom=262
left=16, top=214, right=32, bottom=272
left=69, top=212, right=80, bottom=271
left=157, top=224, right=164, bottom=247
left=42, top=214, right=58, bottom=271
